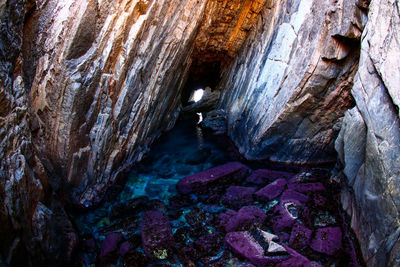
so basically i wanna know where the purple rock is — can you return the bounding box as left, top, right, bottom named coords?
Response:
left=100, top=232, right=124, bottom=262
left=289, top=223, right=312, bottom=250
left=254, top=179, right=287, bottom=202
left=271, top=201, right=302, bottom=232
left=119, top=241, right=132, bottom=257
left=280, top=189, right=309, bottom=203
left=310, top=227, right=342, bottom=255
left=278, top=244, right=316, bottom=267
left=225, top=206, right=267, bottom=233
left=225, top=232, right=289, bottom=266
left=246, top=169, right=296, bottom=185
left=218, top=209, right=238, bottom=230
left=288, top=183, right=325, bottom=194
left=176, top=162, right=249, bottom=194
left=222, top=186, right=256, bottom=208
left=141, top=210, right=175, bottom=260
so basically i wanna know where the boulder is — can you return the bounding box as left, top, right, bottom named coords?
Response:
left=280, top=189, right=309, bottom=204
left=141, top=211, right=175, bottom=260
left=176, top=162, right=249, bottom=194
left=100, top=232, right=124, bottom=263
left=289, top=223, right=312, bottom=250
left=310, top=227, right=342, bottom=255
left=225, top=231, right=290, bottom=266
left=222, top=186, right=256, bottom=208
left=271, top=201, right=302, bottom=232
left=254, top=179, right=287, bottom=202
left=225, top=206, right=267, bottom=233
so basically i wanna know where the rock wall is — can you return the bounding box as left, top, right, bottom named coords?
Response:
left=335, top=0, right=400, bottom=265
left=25, top=0, right=268, bottom=209
left=0, top=1, right=76, bottom=265
left=26, top=0, right=209, bottom=208
left=217, top=0, right=366, bottom=164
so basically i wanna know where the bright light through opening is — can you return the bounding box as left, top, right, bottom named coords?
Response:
left=193, top=89, right=204, bottom=103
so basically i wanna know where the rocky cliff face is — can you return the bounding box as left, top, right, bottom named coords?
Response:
left=25, top=0, right=267, bottom=209
left=1, top=0, right=399, bottom=265
left=0, top=1, right=76, bottom=265
left=217, top=0, right=366, bottom=164
left=335, top=0, right=400, bottom=265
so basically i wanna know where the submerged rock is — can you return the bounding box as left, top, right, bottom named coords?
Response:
left=225, top=206, right=267, bottom=233
left=310, top=227, right=342, bottom=256
left=222, top=186, right=256, bottom=209
left=99, top=232, right=124, bottom=264
left=176, top=162, right=249, bottom=194
left=255, top=179, right=287, bottom=202
left=141, top=211, right=175, bottom=260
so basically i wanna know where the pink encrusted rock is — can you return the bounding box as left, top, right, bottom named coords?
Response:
left=218, top=209, right=238, bottom=230
left=289, top=223, right=312, bottom=250
left=278, top=244, right=323, bottom=267
left=288, top=182, right=325, bottom=194
left=141, top=210, right=175, bottom=259
left=246, top=169, right=296, bottom=185
left=119, top=241, right=132, bottom=257
left=271, top=200, right=302, bottom=232
left=225, top=232, right=289, bottom=266
left=255, top=179, right=287, bottom=202
left=280, top=189, right=309, bottom=203
left=310, top=227, right=342, bottom=256
left=222, top=186, right=256, bottom=208
left=100, top=232, right=124, bottom=261
left=225, top=206, right=267, bottom=233
left=176, top=162, right=249, bottom=194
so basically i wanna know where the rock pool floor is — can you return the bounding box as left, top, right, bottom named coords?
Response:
left=71, top=119, right=364, bottom=267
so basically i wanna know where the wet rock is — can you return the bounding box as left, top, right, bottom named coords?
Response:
left=246, top=169, right=295, bottom=186
left=201, top=109, right=227, bottom=133
left=141, top=211, right=175, bottom=260
left=225, top=231, right=290, bottom=266
left=222, top=186, right=256, bottom=209
left=119, top=241, right=132, bottom=257
left=254, top=179, right=287, bottom=202
left=225, top=206, right=267, bottom=233
left=310, top=227, right=342, bottom=255
left=278, top=245, right=323, bottom=267
left=280, top=189, right=310, bottom=204
left=99, top=232, right=124, bottom=264
left=176, top=162, right=249, bottom=194
left=183, top=87, right=221, bottom=113
left=217, top=209, right=238, bottom=231
left=271, top=201, right=302, bottom=232
left=288, top=183, right=325, bottom=194
left=289, top=223, right=312, bottom=250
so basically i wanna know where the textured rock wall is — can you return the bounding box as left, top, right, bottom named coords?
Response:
left=0, top=1, right=76, bottom=265
left=26, top=0, right=268, bottom=209
left=335, top=0, right=400, bottom=265
left=217, top=0, right=367, bottom=164
left=27, top=0, right=209, bottom=208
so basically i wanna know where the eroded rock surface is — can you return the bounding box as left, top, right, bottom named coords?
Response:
left=217, top=0, right=366, bottom=164
left=335, top=0, right=400, bottom=264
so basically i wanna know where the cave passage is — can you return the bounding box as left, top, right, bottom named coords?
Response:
left=70, top=117, right=365, bottom=266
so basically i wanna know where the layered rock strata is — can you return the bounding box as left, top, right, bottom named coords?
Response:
left=25, top=0, right=268, bottom=209
left=0, top=1, right=76, bottom=265
left=335, top=0, right=400, bottom=265
left=217, top=0, right=367, bottom=164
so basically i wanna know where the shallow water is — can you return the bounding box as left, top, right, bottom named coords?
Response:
left=71, top=118, right=364, bottom=267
